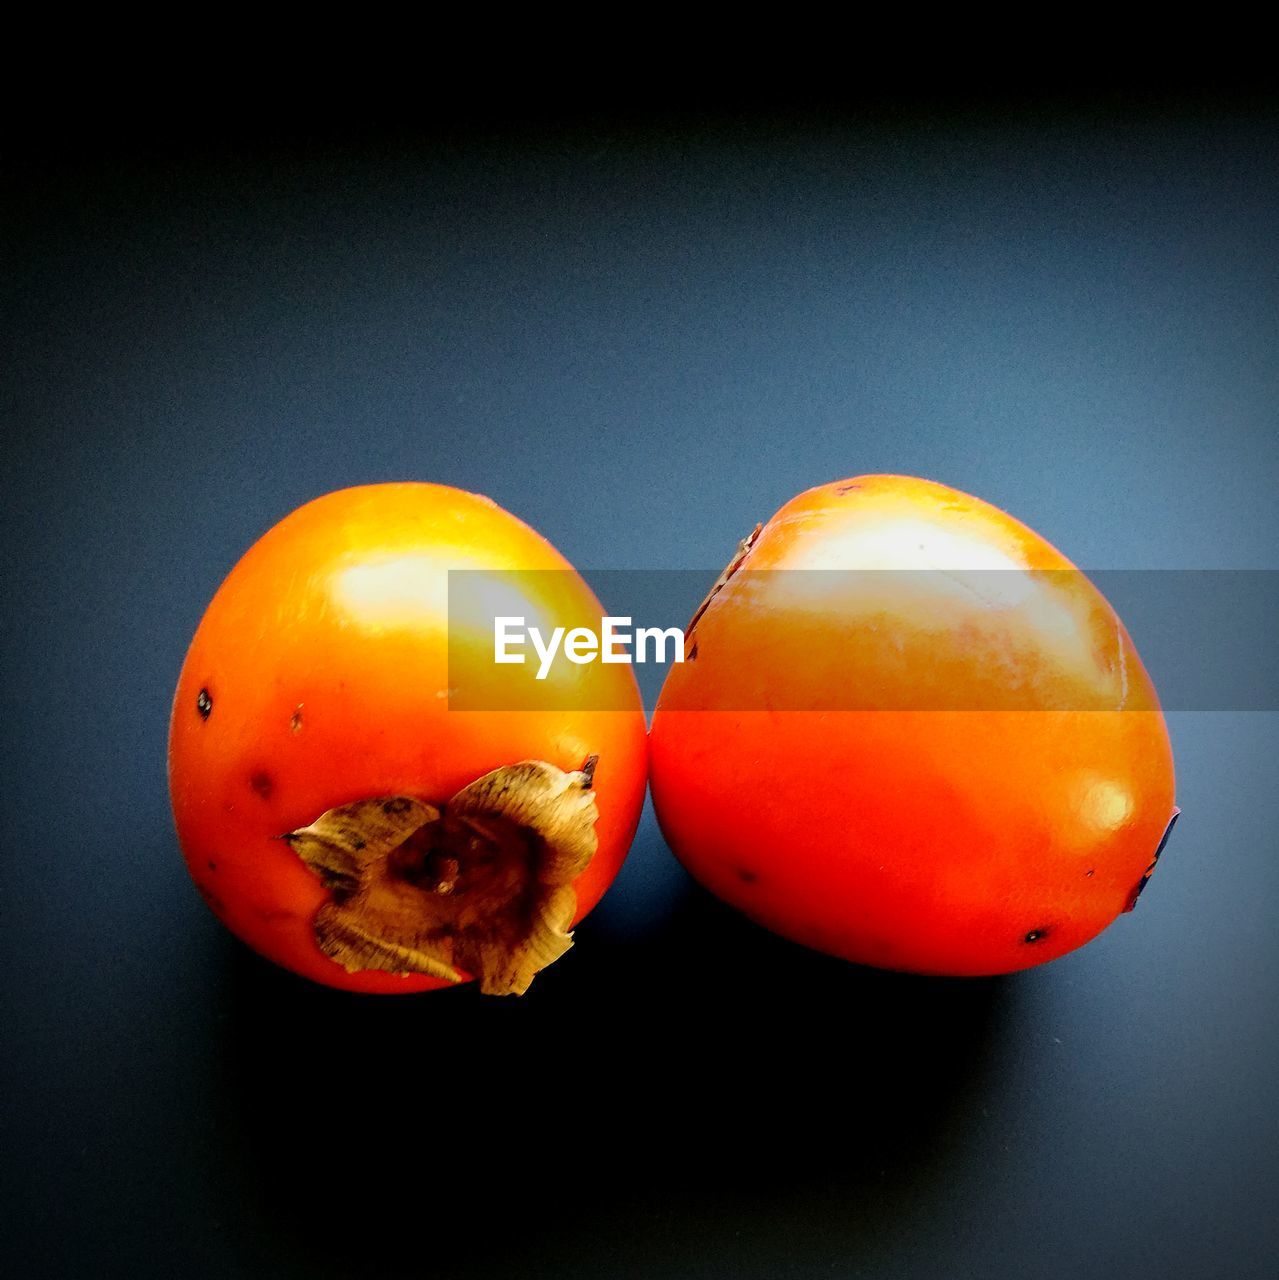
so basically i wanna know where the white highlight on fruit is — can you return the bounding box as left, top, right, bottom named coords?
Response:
left=1080, top=776, right=1135, bottom=833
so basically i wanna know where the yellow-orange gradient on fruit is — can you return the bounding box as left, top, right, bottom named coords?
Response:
left=649, top=475, right=1177, bottom=976
left=169, top=484, right=648, bottom=993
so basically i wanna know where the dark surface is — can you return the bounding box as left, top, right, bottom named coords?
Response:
left=3, top=103, right=1277, bottom=1278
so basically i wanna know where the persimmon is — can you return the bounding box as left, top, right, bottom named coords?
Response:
left=169, top=484, right=648, bottom=994
left=649, top=475, right=1178, bottom=976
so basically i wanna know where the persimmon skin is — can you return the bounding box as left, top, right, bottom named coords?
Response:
left=650, top=475, right=1176, bottom=976
left=169, top=484, right=648, bottom=993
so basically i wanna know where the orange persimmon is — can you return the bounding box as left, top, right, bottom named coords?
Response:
left=169, top=484, right=648, bottom=994
left=649, top=475, right=1177, bottom=976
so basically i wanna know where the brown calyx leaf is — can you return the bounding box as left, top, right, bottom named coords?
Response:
left=282, top=760, right=599, bottom=995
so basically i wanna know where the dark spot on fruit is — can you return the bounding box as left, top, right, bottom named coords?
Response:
left=835, top=482, right=863, bottom=494
left=197, top=688, right=213, bottom=719
left=736, top=867, right=759, bottom=884
left=290, top=706, right=303, bottom=733
left=196, top=883, right=226, bottom=915
left=206, top=859, right=216, bottom=871
left=1024, top=928, right=1050, bottom=944
left=1085, top=869, right=1095, bottom=877
left=1124, top=807, right=1181, bottom=912
left=250, top=770, right=274, bottom=799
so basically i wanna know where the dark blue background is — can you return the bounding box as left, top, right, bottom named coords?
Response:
left=3, top=103, right=1277, bottom=1278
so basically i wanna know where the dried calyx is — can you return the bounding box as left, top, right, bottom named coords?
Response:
left=282, top=758, right=599, bottom=996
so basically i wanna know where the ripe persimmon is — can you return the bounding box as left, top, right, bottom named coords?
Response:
left=649, top=475, right=1177, bottom=976
left=169, top=484, right=648, bottom=994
